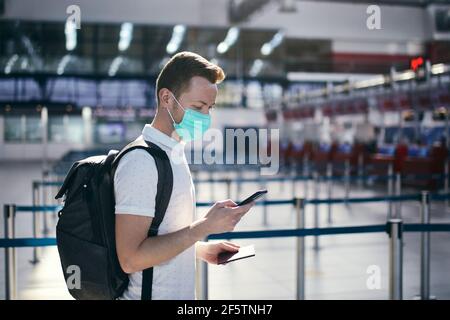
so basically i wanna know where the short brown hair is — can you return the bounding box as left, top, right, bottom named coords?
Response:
left=156, top=51, right=225, bottom=104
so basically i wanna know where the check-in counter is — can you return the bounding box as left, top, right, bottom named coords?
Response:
left=311, top=142, right=338, bottom=175
left=402, top=145, right=447, bottom=190
left=332, top=143, right=368, bottom=176
left=369, top=144, right=408, bottom=178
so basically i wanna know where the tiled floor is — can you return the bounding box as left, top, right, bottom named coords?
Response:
left=1, top=161, right=449, bottom=300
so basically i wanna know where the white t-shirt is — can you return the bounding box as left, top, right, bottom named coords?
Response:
left=114, top=124, right=196, bottom=300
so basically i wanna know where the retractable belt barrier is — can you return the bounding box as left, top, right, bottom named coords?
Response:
left=23, top=192, right=432, bottom=211
left=1, top=223, right=450, bottom=248
left=32, top=172, right=449, bottom=187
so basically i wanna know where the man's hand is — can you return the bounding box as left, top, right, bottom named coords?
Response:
left=196, top=241, right=240, bottom=264
left=190, top=199, right=254, bottom=239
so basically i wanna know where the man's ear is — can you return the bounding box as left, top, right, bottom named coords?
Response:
left=158, top=88, right=171, bottom=108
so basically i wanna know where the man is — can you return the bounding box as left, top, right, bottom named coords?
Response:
left=114, top=51, right=254, bottom=300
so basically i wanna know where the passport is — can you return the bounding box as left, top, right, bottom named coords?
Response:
left=217, top=244, right=255, bottom=265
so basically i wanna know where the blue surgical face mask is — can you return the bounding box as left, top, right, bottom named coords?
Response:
left=167, top=93, right=211, bottom=142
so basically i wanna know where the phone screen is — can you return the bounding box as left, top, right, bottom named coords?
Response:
left=237, top=189, right=268, bottom=206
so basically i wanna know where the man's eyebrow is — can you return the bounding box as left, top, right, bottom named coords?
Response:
left=195, top=100, right=215, bottom=106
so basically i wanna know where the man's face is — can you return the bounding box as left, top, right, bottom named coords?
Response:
left=170, top=76, right=218, bottom=123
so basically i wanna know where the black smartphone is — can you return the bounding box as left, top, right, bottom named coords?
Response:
left=237, top=189, right=268, bottom=206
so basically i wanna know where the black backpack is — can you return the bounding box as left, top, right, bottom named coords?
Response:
left=55, top=137, right=173, bottom=300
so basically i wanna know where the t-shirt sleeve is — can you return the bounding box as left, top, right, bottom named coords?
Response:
left=114, top=149, right=158, bottom=217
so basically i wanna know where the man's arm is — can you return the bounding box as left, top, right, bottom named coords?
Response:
left=116, top=200, right=253, bottom=274
left=116, top=214, right=202, bottom=274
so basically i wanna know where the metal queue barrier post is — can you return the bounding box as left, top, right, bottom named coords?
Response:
left=4, top=205, right=17, bottom=300
left=313, top=171, right=320, bottom=251
left=357, top=154, right=364, bottom=188
left=260, top=175, right=268, bottom=226
left=344, top=160, right=350, bottom=204
left=279, top=165, right=286, bottom=193
left=295, top=198, right=305, bottom=300
left=418, top=191, right=435, bottom=300
left=445, top=161, right=449, bottom=207
left=291, top=167, right=297, bottom=200
left=30, top=182, right=40, bottom=264
left=388, top=219, right=403, bottom=300
left=42, top=171, right=50, bottom=235
left=303, top=157, right=309, bottom=199
left=446, top=103, right=450, bottom=205
left=198, top=244, right=209, bottom=300
left=326, top=163, right=333, bottom=224
left=420, top=191, right=430, bottom=300
left=395, top=173, right=402, bottom=219
left=387, top=164, right=393, bottom=219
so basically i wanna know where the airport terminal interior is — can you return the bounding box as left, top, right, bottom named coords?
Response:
left=1, top=0, right=450, bottom=300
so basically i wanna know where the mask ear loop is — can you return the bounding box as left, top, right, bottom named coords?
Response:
left=170, top=92, right=186, bottom=112
left=167, top=92, right=185, bottom=124
left=167, top=107, right=176, bottom=124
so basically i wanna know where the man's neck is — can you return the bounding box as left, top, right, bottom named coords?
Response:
left=150, top=109, right=182, bottom=142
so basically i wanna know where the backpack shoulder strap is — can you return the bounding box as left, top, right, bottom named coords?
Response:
left=112, top=136, right=173, bottom=300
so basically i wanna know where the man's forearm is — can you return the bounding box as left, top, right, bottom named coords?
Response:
left=122, top=220, right=206, bottom=273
